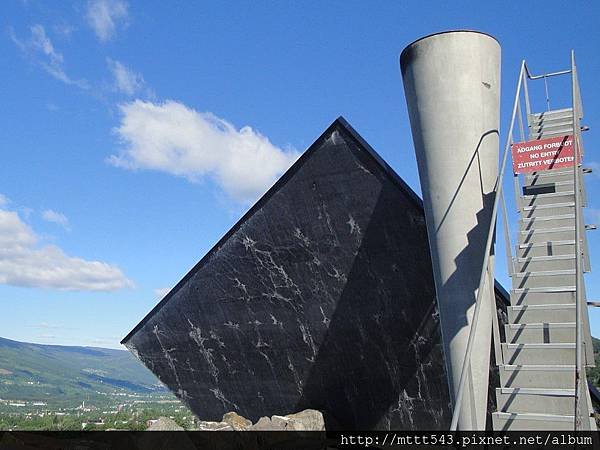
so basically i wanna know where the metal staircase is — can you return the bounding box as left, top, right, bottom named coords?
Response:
left=493, top=164, right=595, bottom=430
left=451, top=52, right=597, bottom=430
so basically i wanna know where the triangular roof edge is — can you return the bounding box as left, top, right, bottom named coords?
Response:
left=333, top=116, right=424, bottom=210
left=123, top=117, right=353, bottom=344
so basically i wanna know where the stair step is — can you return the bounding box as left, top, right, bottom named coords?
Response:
left=530, top=121, right=574, bottom=132
left=510, top=288, right=575, bottom=306
left=516, top=254, right=576, bottom=272
left=528, top=116, right=573, bottom=128
left=529, top=108, right=573, bottom=120
left=520, top=214, right=575, bottom=231
left=499, top=365, right=575, bottom=389
left=502, top=343, right=575, bottom=365
left=522, top=203, right=574, bottom=219
left=523, top=179, right=574, bottom=192
left=529, top=108, right=573, bottom=117
left=526, top=166, right=574, bottom=175
left=525, top=169, right=575, bottom=186
left=492, top=412, right=575, bottom=431
left=513, top=269, right=575, bottom=277
left=519, top=227, right=575, bottom=245
left=512, top=285, right=575, bottom=293
left=523, top=192, right=574, bottom=207
left=522, top=201, right=574, bottom=211
left=511, top=270, right=574, bottom=289
left=508, top=304, right=575, bottom=324
left=496, top=387, right=575, bottom=415
left=525, top=179, right=574, bottom=187
left=525, top=175, right=575, bottom=187
left=517, top=241, right=575, bottom=258
left=530, top=130, right=574, bottom=140
left=505, top=323, right=575, bottom=344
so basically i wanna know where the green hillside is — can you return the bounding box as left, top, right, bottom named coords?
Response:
left=2, top=335, right=598, bottom=413
left=0, top=336, right=170, bottom=407
left=587, top=336, right=600, bottom=387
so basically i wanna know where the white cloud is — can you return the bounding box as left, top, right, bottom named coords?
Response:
left=0, top=207, right=132, bottom=291
left=107, top=58, right=145, bottom=96
left=34, top=322, right=62, bottom=329
left=36, top=334, right=57, bottom=340
left=109, top=100, right=299, bottom=203
left=87, top=336, right=122, bottom=346
left=53, top=23, right=75, bottom=39
left=86, top=0, right=128, bottom=42
left=41, top=209, right=70, bottom=230
left=0, top=194, right=8, bottom=207
left=10, top=25, right=88, bottom=89
left=154, top=287, right=171, bottom=300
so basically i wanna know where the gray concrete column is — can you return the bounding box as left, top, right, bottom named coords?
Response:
left=400, top=31, right=500, bottom=430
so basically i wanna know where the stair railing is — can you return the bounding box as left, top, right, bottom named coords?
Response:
left=520, top=53, right=588, bottom=430
left=449, top=60, right=526, bottom=430
left=516, top=63, right=572, bottom=214
left=450, top=54, right=590, bottom=430
left=571, top=49, right=585, bottom=430
left=524, top=64, right=571, bottom=80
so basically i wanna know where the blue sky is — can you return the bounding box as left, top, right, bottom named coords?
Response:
left=1, top=1, right=599, bottom=349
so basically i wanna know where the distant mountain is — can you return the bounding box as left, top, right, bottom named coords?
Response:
left=0, top=336, right=170, bottom=406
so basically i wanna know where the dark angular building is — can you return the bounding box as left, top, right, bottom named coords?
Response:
left=122, top=118, right=506, bottom=430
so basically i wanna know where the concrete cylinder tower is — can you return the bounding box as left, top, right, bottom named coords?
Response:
left=400, top=31, right=500, bottom=430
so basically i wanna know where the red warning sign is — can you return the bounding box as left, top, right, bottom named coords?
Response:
left=512, top=135, right=579, bottom=174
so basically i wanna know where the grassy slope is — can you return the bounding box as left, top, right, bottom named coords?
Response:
left=587, top=336, right=600, bottom=387
left=2, top=335, right=599, bottom=409
left=0, top=336, right=168, bottom=406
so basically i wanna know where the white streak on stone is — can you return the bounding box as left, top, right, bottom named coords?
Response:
left=241, top=235, right=256, bottom=250
left=319, top=306, right=330, bottom=326
left=297, top=320, right=317, bottom=357
left=356, top=162, right=371, bottom=174
left=287, top=355, right=303, bottom=395
left=209, top=387, right=238, bottom=410
left=152, top=324, right=182, bottom=390
left=187, top=319, right=219, bottom=382
left=270, top=313, right=283, bottom=329
left=346, top=214, right=361, bottom=235
left=224, top=321, right=240, bottom=330
left=293, top=227, right=310, bottom=246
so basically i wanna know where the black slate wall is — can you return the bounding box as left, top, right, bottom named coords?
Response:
left=123, top=118, right=507, bottom=430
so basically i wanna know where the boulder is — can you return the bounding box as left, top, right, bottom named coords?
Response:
left=249, top=409, right=325, bottom=431
left=282, top=409, right=326, bottom=431
left=192, top=409, right=326, bottom=431
left=196, top=420, right=234, bottom=431
left=222, top=412, right=252, bottom=431
left=249, top=416, right=273, bottom=430
left=146, top=417, right=184, bottom=431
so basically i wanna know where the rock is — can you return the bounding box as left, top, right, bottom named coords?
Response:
left=146, top=417, right=184, bottom=431
left=270, top=415, right=294, bottom=430
left=191, top=409, right=326, bottom=431
left=249, top=409, right=325, bottom=431
left=222, top=412, right=252, bottom=430
left=249, top=416, right=273, bottom=430
left=196, top=420, right=234, bottom=431
left=281, top=409, right=325, bottom=431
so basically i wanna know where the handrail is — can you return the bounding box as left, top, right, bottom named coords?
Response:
left=500, top=189, right=514, bottom=276
left=571, top=49, right=584, bottom=430
left=449, top=60, right=526, bottom=430
left=523, top=62, right=572, bottom=118
left=524, top=62, right=571, bottom=80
